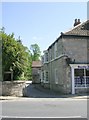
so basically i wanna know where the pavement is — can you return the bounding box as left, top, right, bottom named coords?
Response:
left=0, top=83, right=89, bottom=100
left=0, top=95, right=89, bottom=100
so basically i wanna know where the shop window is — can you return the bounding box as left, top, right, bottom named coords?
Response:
left=86, top=69, right=89, bottom=87
left=74, top=68, right=89, bottom=87
left=75, top=69, right=84, bottom=76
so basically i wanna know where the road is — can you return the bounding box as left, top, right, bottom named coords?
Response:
left=1, top=98, right=87, bottom=119
left=23, top=83, right=70, bottom=98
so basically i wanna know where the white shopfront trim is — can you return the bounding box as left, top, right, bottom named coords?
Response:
left=70, top=64, right=89, bottom=94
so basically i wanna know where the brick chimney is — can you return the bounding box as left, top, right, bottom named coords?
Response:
left=74, top=19, right=81, bottom=27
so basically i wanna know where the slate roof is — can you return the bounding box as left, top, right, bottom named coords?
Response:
left=47, top=19, right=89, bottom=50
left=32, top=61, right=42, bottom=68
left=64, top=19, right=89, bottom=36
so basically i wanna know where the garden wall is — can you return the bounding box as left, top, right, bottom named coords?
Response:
left=0, top=81, right=27, bottom=96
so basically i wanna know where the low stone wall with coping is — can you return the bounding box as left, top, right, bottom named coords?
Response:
left=0, top=81, right=27, bottom=96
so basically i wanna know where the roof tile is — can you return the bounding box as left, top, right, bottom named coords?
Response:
left=64, top=20, right=89, bottom=36
left=32, top=61, right=42, bottom=68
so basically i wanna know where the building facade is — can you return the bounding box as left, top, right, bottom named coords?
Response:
left=32, top=61, right=42, bottom=84
left=41, top=19, right=89, bottom=94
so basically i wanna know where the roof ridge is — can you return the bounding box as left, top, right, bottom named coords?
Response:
left=64, top=19, right=88, bottom=35
left=47, top=19, right=89, bottom=51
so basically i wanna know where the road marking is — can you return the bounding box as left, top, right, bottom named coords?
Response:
left=1, top=97, right=87, bottom=102
left=1, top=115, right=82, bottom=118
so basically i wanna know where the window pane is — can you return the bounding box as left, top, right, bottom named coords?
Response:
left=86, top=69, right=89, bottom=76
left=74, top=69, right=84, bottom=76
left=74, top=69, right=85, bottom=87
left=46, top=72, right=48, bottom=81
left=42, top=72, right=44, bottom=80
left=86, top=69, right=89, bottom=87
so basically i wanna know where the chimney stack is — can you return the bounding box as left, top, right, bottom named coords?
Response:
left=74, top=19, right=81, bottom=27
left=78, top=19, right=81, bottom=24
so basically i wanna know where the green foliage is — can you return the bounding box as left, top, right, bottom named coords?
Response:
left=30, top=44, right=41, bottom=61
left=1, top=28, right=32, bottom=81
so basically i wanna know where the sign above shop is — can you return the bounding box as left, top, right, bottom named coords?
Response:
left=78, top=66, right=89, bottom=69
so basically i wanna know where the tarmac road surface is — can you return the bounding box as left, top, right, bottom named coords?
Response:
left=1, top=98, right=87, bottom=118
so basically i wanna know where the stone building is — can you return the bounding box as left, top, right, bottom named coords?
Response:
left=41, top=19, right=89, bottom=94
left=32, top=61, right=42, bottom=84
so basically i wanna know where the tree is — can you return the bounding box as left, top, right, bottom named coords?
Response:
left=30, top=44, right=41, bottom=61
left=0, top=27, right=5, bottom=33
left=1, top=28, right=32, bottom=81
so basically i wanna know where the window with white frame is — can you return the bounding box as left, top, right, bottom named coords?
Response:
left=41, top=71, right=44, bottom=82
left=41, top=55, right=44, bottom=64
left=46, top=71, right=48, bottom=81
left=49, top=49, right=51, bottom=61
left=49, top=48, right=52, bottom=60
left=44, top=70, right=49, bottom=83
left=44, top=51, right=48, bottom=63
left=45, top=52, right=48, bottom=62
left=55, top=69, right=58, bottom=84
left=74, top=68, right=89, bottom=87
left=86, top=69, right=89, bottom=87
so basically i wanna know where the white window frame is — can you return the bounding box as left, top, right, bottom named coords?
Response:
left=44, top=70, right=49, bottom=83
left=41, top=71, right=44, bottom=83
left=49, top=49, right=52, bottom=60
left=45, top=52, right=48, bottom=62
left=41, top=55, right=44, bottom=64
left=70, top=64, right=89, bottom=94
left=74, top=68, right=89, bottom=88
left=44, top=51, right=48, bottom=63
left=46, top=71, right=48, bottom=81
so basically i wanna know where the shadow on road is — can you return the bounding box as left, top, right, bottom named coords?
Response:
left=23, top=83, right=60, bottom=98
left=22, top=83, right=87, bottom=98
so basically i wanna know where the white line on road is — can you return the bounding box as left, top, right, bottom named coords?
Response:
left=1, top=115, right=82, bottom=118
left=1, top=98, right=87, bottom=102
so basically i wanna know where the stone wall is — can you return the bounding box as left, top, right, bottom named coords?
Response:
left=0, top=81, right=26, bottom=96
left=43, top=83, right=50, bottom=89
left=41, top=36, right=88, bottom=94
left=63, top=37, right=88, bottom=63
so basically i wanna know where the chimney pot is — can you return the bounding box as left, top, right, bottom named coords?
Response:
left=74, top=19, right=81, bottom=27
left=78, top=19, right=81, bottom=24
